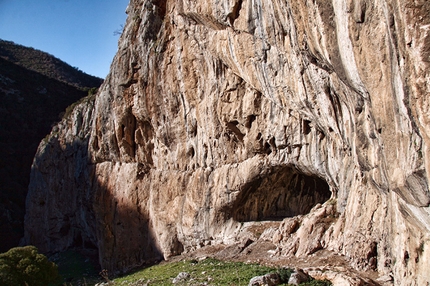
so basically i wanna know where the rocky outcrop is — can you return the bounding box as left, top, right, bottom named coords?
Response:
left=24, top=0, right=430, bottom=284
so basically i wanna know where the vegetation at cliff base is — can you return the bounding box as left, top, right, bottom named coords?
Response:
left=114, top=258, right=274, bottom=285
left=111, top=258, right=331, bottom=286
left=51, top=249, right=100, bottom=286
left=0, top=246, right=61, bottom=286
left=0, top=249, right=332, bottom=286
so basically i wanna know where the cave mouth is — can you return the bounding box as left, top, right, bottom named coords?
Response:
left=232, top=165, right=331, bottom=222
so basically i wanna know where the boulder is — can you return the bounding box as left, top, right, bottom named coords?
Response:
left=249, top=272, right=281, bottom=286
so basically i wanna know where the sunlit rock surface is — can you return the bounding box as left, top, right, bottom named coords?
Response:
left=24, top=0, right=430, bottom=284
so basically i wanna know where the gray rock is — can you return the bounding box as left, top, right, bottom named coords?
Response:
left=248, top=272, right=280, bottom=286
left=288, top=269, right=310, bottom=285
left=172, top=272, right=191, bottom=284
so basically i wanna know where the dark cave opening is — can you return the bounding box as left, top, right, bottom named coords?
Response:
left=232, top=165, right=331, bottom=222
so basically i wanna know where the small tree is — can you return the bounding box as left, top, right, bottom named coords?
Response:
left=0, top=246, right=60, bottom=286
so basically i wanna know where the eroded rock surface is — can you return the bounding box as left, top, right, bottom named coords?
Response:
left=24, top=0, right=430, bottom=284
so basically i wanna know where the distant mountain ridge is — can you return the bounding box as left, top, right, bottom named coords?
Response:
left=0, top=40, right=103, bottom=252
left=0, top=39, right=103, bottom=89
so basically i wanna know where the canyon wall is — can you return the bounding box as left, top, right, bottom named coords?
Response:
left=24, top=0, right=430, bottom=284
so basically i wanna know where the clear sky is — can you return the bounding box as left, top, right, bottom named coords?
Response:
left=0, top=0, right=129, bottom=78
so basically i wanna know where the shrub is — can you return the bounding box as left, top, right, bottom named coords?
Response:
left=87, top=87, right=98, bottom=96
left=277, top=267, right=293, bottom=282
left=0, top=246, right=60, bottom=286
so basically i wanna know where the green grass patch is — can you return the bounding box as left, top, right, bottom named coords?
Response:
left=112, top=258, right=331, bottom=286
left=114, top=258, right=274, bottom=285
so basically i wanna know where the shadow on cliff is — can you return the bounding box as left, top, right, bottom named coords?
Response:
left=93, top=173, right=164, bottom=275
left=25, top=135, right=163, bottom=276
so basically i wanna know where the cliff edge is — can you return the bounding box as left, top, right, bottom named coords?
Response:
left=24, top=0, right=430, bottom=284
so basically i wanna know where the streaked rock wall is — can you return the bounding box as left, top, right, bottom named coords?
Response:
left=24, top=0, right=430, bottom=284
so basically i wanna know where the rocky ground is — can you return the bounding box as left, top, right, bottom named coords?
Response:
left=174, top=227, right=386, bottom=285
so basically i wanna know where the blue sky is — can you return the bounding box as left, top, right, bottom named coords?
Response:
left=0, top=0, right=129, bottom=78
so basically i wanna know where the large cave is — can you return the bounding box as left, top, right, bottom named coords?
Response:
left=232, top=165, right=331, bottom=222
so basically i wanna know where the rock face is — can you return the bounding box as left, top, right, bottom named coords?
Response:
left=24, top=0, right=430, bottom=284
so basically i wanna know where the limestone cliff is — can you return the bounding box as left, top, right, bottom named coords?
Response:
left=24, top=0, right=430, bottom=284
